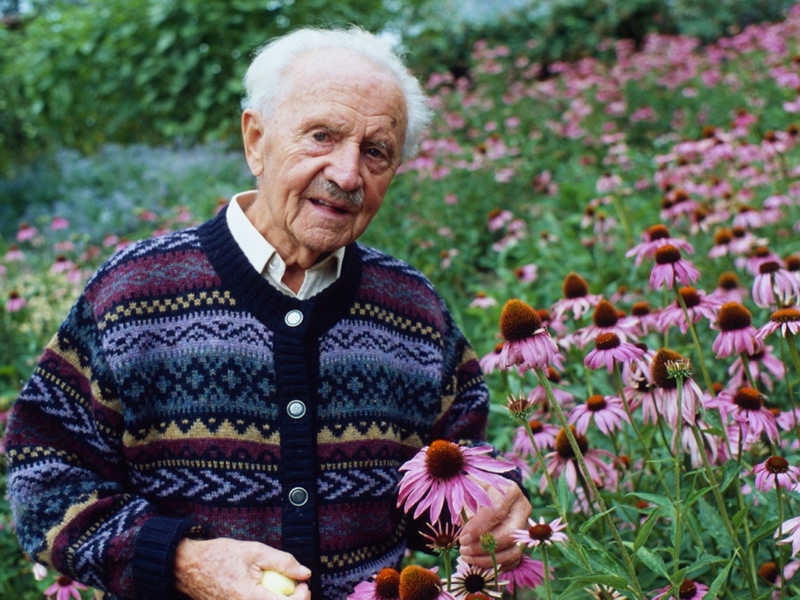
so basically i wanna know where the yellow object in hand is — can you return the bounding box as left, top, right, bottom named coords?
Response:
left=260, top=570, right=297, bottom=596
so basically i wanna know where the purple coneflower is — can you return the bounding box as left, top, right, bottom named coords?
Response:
left=621, top=301, right=661, bottom=337
left=577, top=299, right=636, bottom=348
left=540, top=427, right=618, bottom=494
left=468, top=292, right=497, bottom=309
left=585, top=584, right=625, bottom=599
left=4, top=244, right=25, bottom=262
left=705, top=387, right=779, bottom=444
left=657, top=286, right=720, bottom=335
left=758, top=560, right=800, bottom=597
left=651, top=579, right=711, bottom=600
left=348, top=568, right=401, bottom=600
left=478, top=342, right=504, bottom=375
left=754, top=456, right=800, bottom=492
left=584, top=331, right=645, bottom=372
left=497, top=299, right=560, bottom=370
left=511, top=516, right=568, bottom=548
left=711, top=301, right=762, bottom=358
left=513, top=263, right=538, bottom=283
left=707, top=227, right=734, bottom=258
left=398, top=565, right=455, bottom=600
left=625, top=223, right=694, bottom=266
left=512, top=418, right=559, bottom=457
left=568, top=394, right=630, bottom=435
left=449, top=558, right=506, bottom=598
left=744, top=245, right=781, bottom=275
left=681, top=419, right=721, bottom=469
left=776, top=515, right=800, bottom=557
left=650, top=349, right=703, bottom=428
left=16, top=222, right=38, bottom=242
left=5, top=291, right=26, bottom=313
left=550, top=272, right=602, bottom=320
left=648, top=244, right=701, bottom=291
left=419, top=521, right=462, bottom=556
left=43, top=576, right=87, bottom=600
left=752, top=260, right=800, bottom=308
left=707, top=271, right=748, bottom=304
left=499, top=555, right=549, bottom=593
left=397, top=440, right=514, bottom=524
left=728, top=346, right=785, bottom=391
left=757, top=307, right=800, bottom=340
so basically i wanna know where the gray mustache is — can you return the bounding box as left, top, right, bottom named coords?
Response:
left=311, top=178, right=364, bottom=208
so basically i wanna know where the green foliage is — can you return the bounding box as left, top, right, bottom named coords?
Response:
left=0, top=0, right=414, bottom=173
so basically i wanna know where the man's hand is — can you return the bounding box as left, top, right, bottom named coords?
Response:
left=458, top=482, right=531, bottom=571
left=174, top=538, right=311, bottom=600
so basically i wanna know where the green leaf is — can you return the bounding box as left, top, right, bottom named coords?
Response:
left=635, top=546, right=669, bottom=578
left=704, top=554, right=735, bottom=599
left=634, top=508, right=663, bottom=552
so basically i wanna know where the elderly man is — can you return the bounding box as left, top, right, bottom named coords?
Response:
left=6, top=26, right=530, bottom=599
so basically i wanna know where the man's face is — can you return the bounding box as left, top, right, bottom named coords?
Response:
left=242, top=49, right=408, bottom=264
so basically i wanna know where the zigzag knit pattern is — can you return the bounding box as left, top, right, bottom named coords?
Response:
left=6, top=207, right=489, bottom=599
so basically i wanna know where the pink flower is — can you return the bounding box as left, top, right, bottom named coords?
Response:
left=776, top=515, right=800, bottom=557
left=449, top=558, right=506, bottom=598
left=651, top=579, right=711, bottom=600
left=5, top=291, right=26, bottom=312
left=625, top=224, right=694, bottom=266
left=540, top=427, right=618, bottom=494
left=568, top=394, right=629, bottom=435
left=511, top=516, right=568, bottom=548
left=468, top=293, right=497, bottom=309
left=4, top=245, right=25, bottom=262
left=754, top=456, right=800, bottom=492
left=512, top=418, right=559, bottom=456
left=498, top=299, right=561, bottom=370
left=348, top=567, right=400, bottom=600
left=514, top=263, right=538, bottom=283
left=550, top=272, right=601, bottom=320
left=711, top=301, right=762, bottom=358
left=757, top=307, right=800, bottom=340
left=584, top=332, right=645, bottom=372
left=650, top=349, right=703, bottom=428
left=649, top=244, right=700, bottom=291
left=728, top=346, right=785, bottom=391
left=478, top=343, right=504, bottom=375
left=576, top=299, right=637, bottom=348
left=752, top=260, right=800, bottom=308
left=681, top=419, right=721, bottom=468
left=498, top=555, right=549, bottom=593
left=16, top=222, right=38, bottom=242
left=706, top=387, right=779, bottom=444
left=657, top=287, right=720, bottom=335
left=50, top=216, right=70, bottom=230
left=43, top=576, right=87, bottom=600
left=397, top=440, right=514, bottom=524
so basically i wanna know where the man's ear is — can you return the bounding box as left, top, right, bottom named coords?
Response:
left=242, top=109, right=265, bottom=177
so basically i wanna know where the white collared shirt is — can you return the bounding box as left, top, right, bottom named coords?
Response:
left=226, top=191, right=345, bottom=300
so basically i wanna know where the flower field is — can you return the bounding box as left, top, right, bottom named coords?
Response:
left=3, top=5, right=800, bottom=599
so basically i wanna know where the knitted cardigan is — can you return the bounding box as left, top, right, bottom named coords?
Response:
left=6, top=207, right=490, bottom=599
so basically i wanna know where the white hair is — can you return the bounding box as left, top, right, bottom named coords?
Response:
left=242, top=26, right=432, bottom=161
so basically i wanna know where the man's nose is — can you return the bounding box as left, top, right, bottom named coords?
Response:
left=325, top=143, right=363, bottom=193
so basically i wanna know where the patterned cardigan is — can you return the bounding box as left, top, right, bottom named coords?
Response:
left=6, top=207, right=490, bottom=599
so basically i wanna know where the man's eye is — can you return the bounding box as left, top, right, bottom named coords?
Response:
left=312, top=132, right=328, bottom=142
left=366, top=147, right=385, bottom=159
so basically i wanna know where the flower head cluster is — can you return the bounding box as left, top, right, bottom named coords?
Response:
left=497, top=299, right=560, bottom=370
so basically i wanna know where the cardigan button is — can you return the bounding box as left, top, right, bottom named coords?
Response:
left=285, top=310, right=303, bottom=327
left=287, top=400, right=306, bottom=419
left=288, top=487, right=308, bottom=507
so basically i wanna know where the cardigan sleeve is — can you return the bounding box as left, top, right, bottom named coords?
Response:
left=5, top=294, right=194, bottom=599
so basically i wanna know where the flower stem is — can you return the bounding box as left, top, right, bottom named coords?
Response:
left=672, top=282, right=714, bottom=392
left=689, top=424, right=759, bottom=598
left=537, top=368, right=645, bottom=600
left=541, top=545, right=552, bottom=600
left=777, top=483, right=787, bottom=599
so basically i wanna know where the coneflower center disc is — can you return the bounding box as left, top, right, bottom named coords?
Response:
left=425, top=440, right=465, bottom=480
left=786, top=255, right=800, bottom=271
left=772, top=307, right=800, bottom=323
left=500, top=299, right=542, bottom=342
left=733, top=387, right=765, bottom=411
left=464, top=573, right=488, bottom=593
left=631, top=301, right=651, bottom=317
left=679, top=580, right=697, bottom=598
left=528, top=522, right=554, bottom=541
left=765, top=456, right=789, bottom=474
left=651, top=349, right=684, bottom=389
left=678, top=287, right=700, bottom=308
left=563, top=272, right=590, bottom=299
left=713, top=228, right=733, bottom=245
left=529, top=419, right=543, bottom=434
left=374, top=568, right=401, bottom=598
left=593, top=300, right=619, bottom=327
left=758, top=561, right=780, bottom=583
left=647, top=224, right=671, bottom=240
left=555, top=427, right=588, bottom=458
left=399, top=565, right=442, bottom=600
left=718, top=302, right=752, bottom=331
left=654, top=244, right=682, bottom=265
left=594, top=332, right=621, bottom=350
left=587, top=395, right=607, bottom=411
left=758, top=260, right=780, bottom=275
left=718, top=271, right=739, bottom=290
